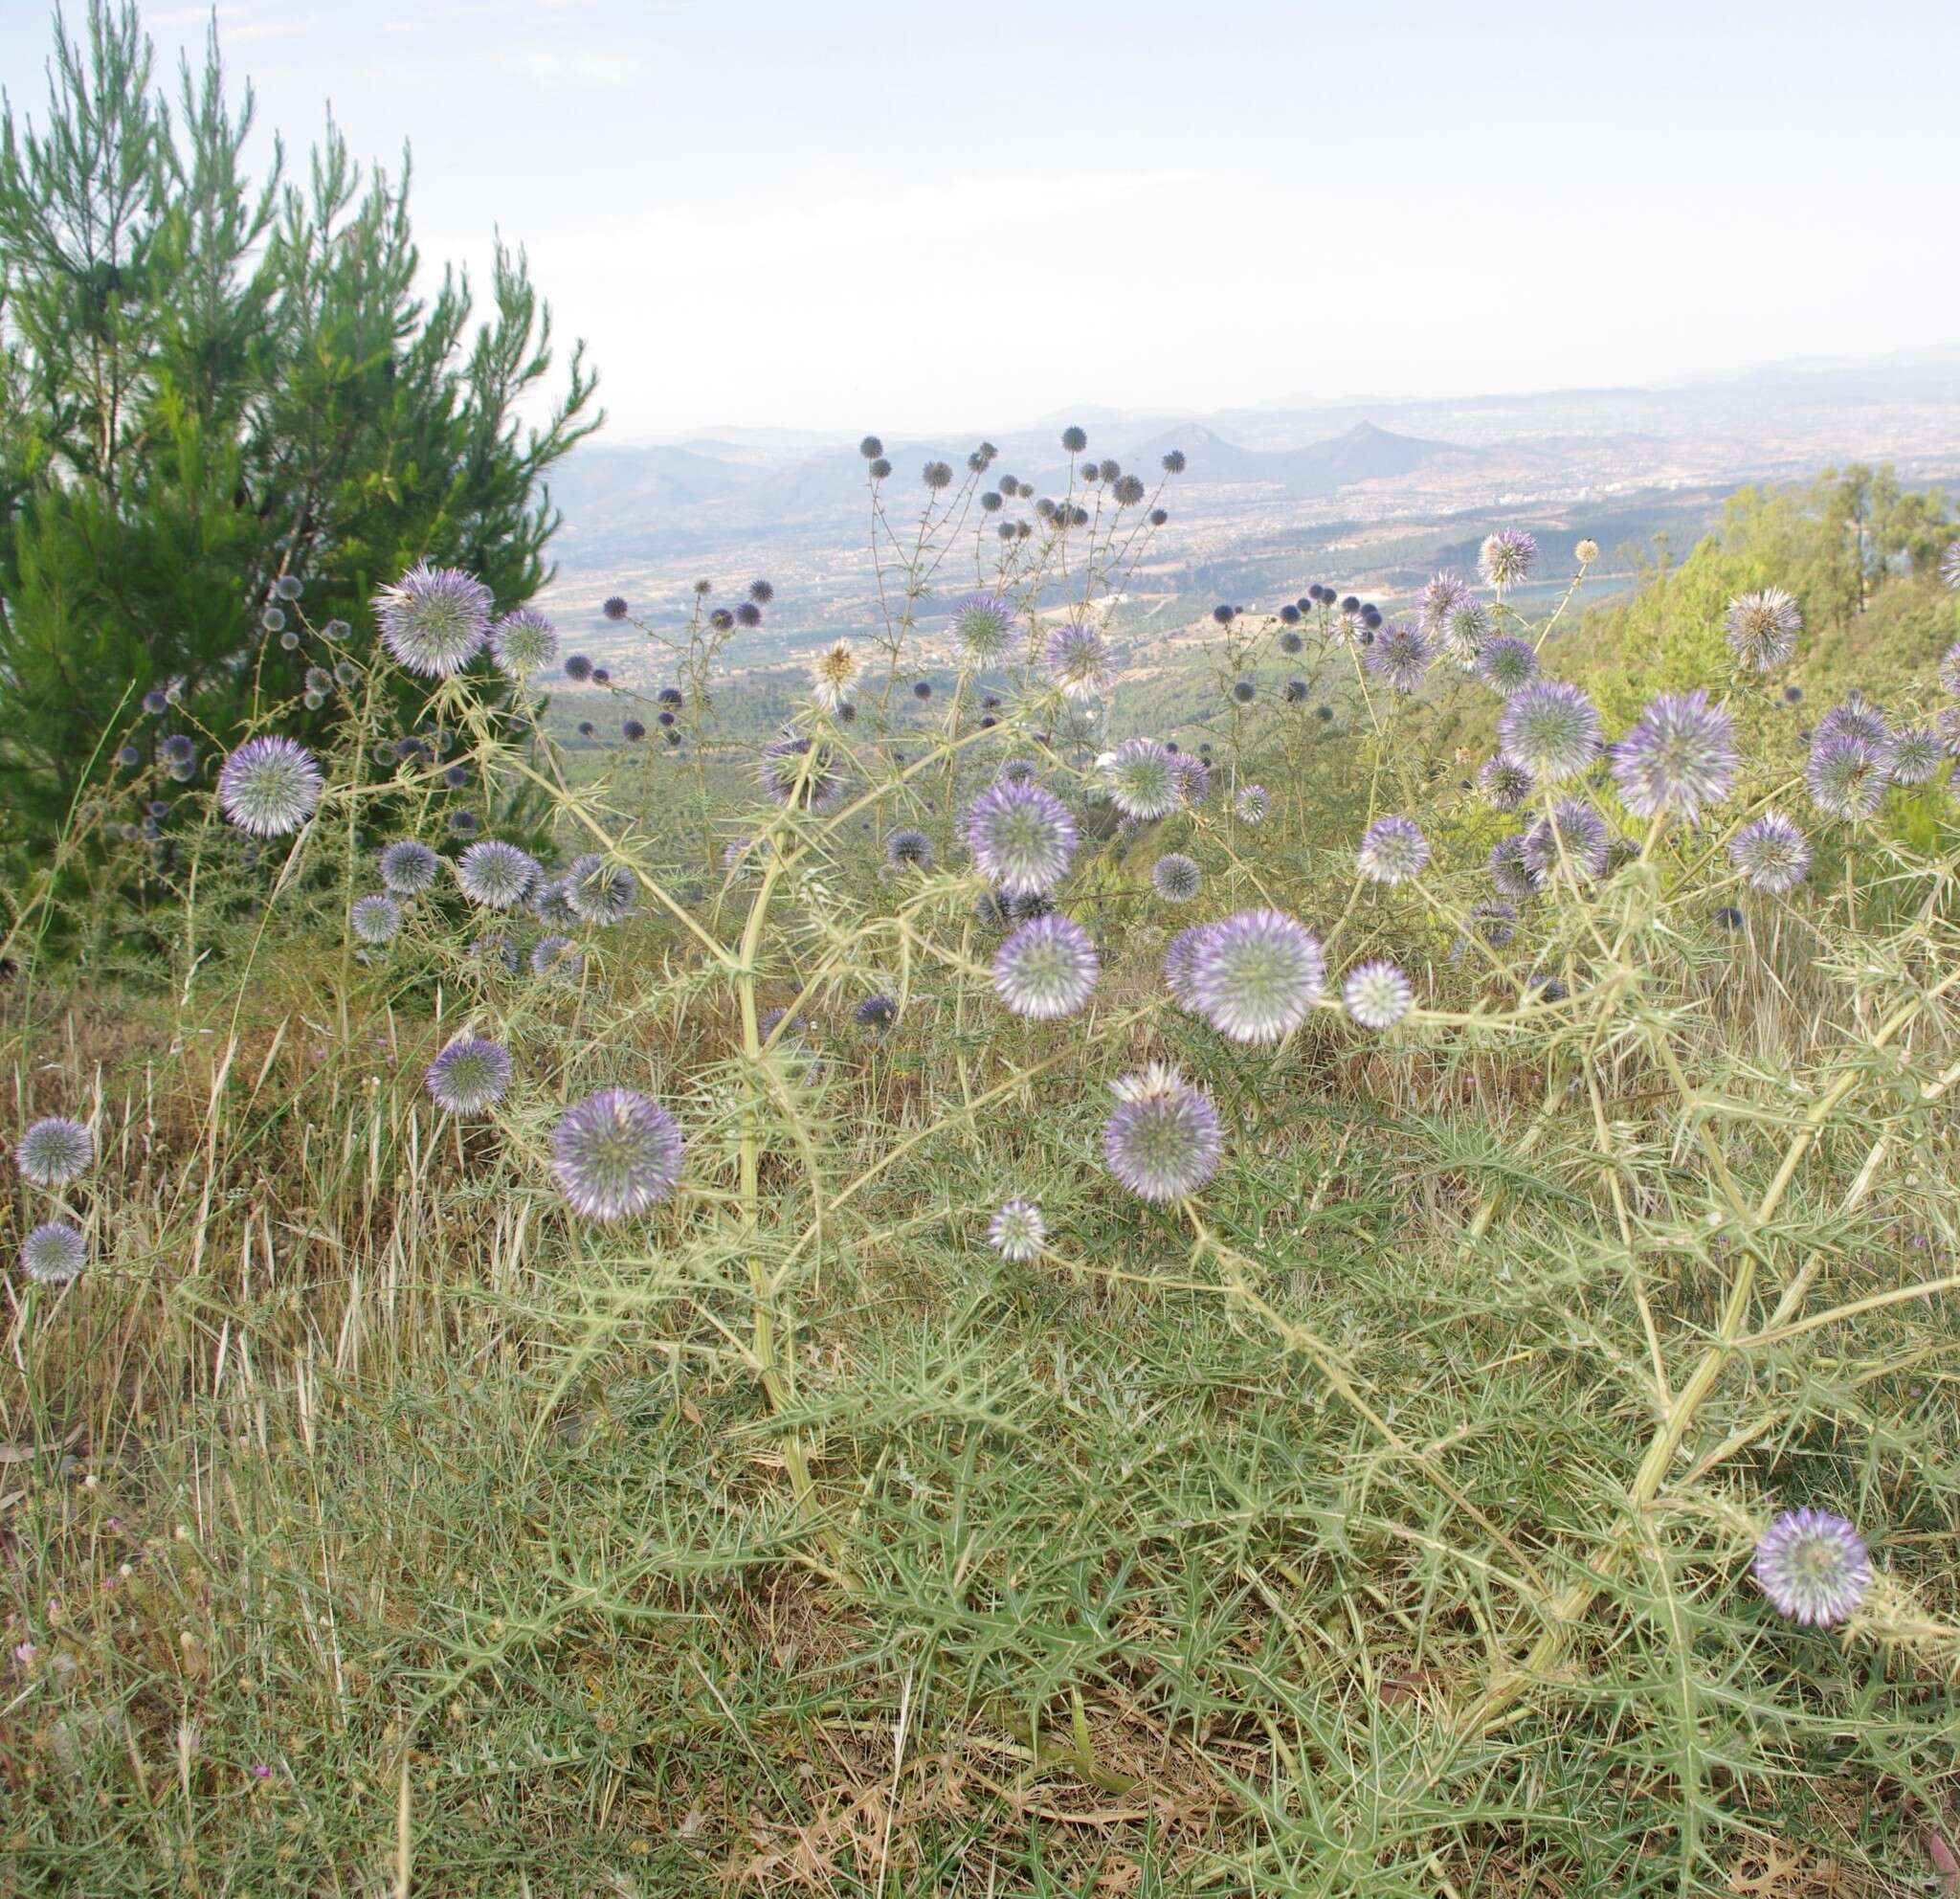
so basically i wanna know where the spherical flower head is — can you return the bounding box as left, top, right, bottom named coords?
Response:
left=949, top=595, right=1014, bottom=664
left=1344, top=959, right=1414, bottom=1030
left=1420, top=570, right=1472, bottom=631
left=1061, top=426, right=1088, bottom=454
left=1942, top=543, right=1960, bottom=591
left=602, top=594, right=630, bottom=621
left=21, top=1220, right=87, bottom=1285
left=885, top=827, right=932, bottom=870
left=1191, top=909, right=1325, bottom=1044
left=993, top=912, right=1100, bottom=1018
left=810, top=640, right=861, bottom=711
left=350, top=895, right=402, bottom=945
left=1103, top=739, right=1179, bottom=820
left=1170, top=754, right=1210, bottom=807
left=1938, top=643, right=1960, bottom=696
left=988, top=1198, right=1046, bottom=1262
left=1151, top=853, right=1203, bottom=903
left=1611, top=688, right=1737, bottom=822
left=1806, top=735, right=1890, bottom=820
left=1815, top=691, right=1891, bottom=748
left=372, top=564, right=492, bottom=678
left=1574, top=538, right=1599, bottom=565
left=964, top=779, right=1077, bottom=897
left=563, top=654, right=594, bottom=682
left=217, top=736, right=323, bottom=837
left=530, top=878, right=579, bottom=927
left=1478, top=529, right=1537, bottom=592
left=487, top=609, right=559, bottom=679
left=1468, top=901, right=1518, bottom=949
left=1164, top=925, right=1214, bottom=1012
left=117, top=745, right=143, bottom=769
left=371, top=841, right=437, bottom=903
left=551, top=1089, right=683, bottom=1220
left=923, top=459, right=953, bottom=490
left=1500, top=680, right=1602, bottom=783
left=1102, top=1067, right=1223, bottom=1203
left=1479, top=755, right=1534, bottom=811
left=1883, top=726, right=1945, bottom=786
left=424, top=1036, right=513, bottom=1115
left=1357, top=815, right=1430, bottom=885
left=759, top=733, right=846, bottom=812
left=1488, top=834, right=1538, bottom=901
left=1113, top=474, right=1146, bottom=506
left=1752, top=1508, right=1871, bottom=1626
left=143, top=688, right=169, bottom=715
left=16, top=1116, right=93, bottom=1188
left=1234, top=784, right=1270, bottom=824
left=565, top=852, right=637, bottom=924
left=1477, top=637, right=1538, bottom=699
left=1524, top=800, right=1610, bottom=884
left=163, top=733, right=197, bottom=768
left=1728, top=812, right=1811, bottom=894
left=1044, top=619, right=1112, bottom=698
left=854, top=994, right=898, bottom=1037
left=621, top=718, right=646, bottom=743
left=1440, top=597, right=1492, bottom=668
left=530, top=934, right=583, bottom=978
left=1725, top=589, right=1801, bottom=671
left=456, top=840, right=539, bottom=909
left=1365, top=620, right=1433, bottom=694
left=858, top=435, right=883, bottom=460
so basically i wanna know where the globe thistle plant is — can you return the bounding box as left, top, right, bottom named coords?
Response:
left=1103, top=739, right=1180, bottom=820
left=1356, top=815, right=1430, bottom=884
left=987, top=1198, right=1046, bottom=1262
left=1190, top=909, right=1325, bottom=1044
left=1499, top=681, right=1602, bottom=782
left=1234, top=784, right=1270, bottom=824
left=1488, top=834, right=1539, bottom=900
left=1725, top=589, right=1801, bottom=671
left=992, top=912, right=1101, bottom=1018
left=350, top=895, right=402, bottom=945
left=1939, top=642, right=1960, bottom=696
left=565, top=853, right=638, bottom=924
left=963, top=779, right=1077, bottom=897
left=551, top=1089, right=684, bottom=1220
left=1611, top=689, right=1737, bottom=822
left=1524, top=800, right=1611, bottom=884
left=1440, top=597, right=1492, bottom=668
left=854, top=994, right=898, bottom=1038
left=216, top=736, right=324, bottom=837
left=564, top=654, right=594, bottom=682
left=1477, top=637, right=1539, bottom=698
left=1102, top=1065, right=1224, bottom=1203
left=1365, top=621, right=1434, bottom=694
left=1728, top=812, right=1811, bottom=893
left=810, top=640, right=861, bottom=711
left=1044, top=619, right=1113, bottom=698
left=1420, top=570, right=1472, bottom=633
left=1479, top=528, right=1537, bottom=592
left=1479, top=755, right=1534, bottom=810
left=424, top=1036, right=514, bottom=1115
left=530, top=935, right=584, bottom=978
left=373, top=564, right=492, bottom=678
left=1815, top=691, right=1890, bottom=749
left=885, top=827, right=932, bottom=870
left=760, top=733, right=847, bottom=812
left=1343, top=959, right=1414, bottom=1029
left=21, top=1220, right=87, bottom=1285
left=488, top=609, right=559, bottom=678
left=1942, top=543, right=1960, bottom=590
left=16, top=1115, right=93, bottom=1187
left=949, top=595, right=1014, bottom=664
left=1882, top=726, right=1944, bottom=786
left=456, top=840, right=539, bottom=909
left=1806, top=735, right=1889, bottom=820
left=1163, top=925, right=1214, bottom=1013
left=1752, top=1508, right=1872, bottom=1626
left=1170, top=753, right=1210, bottom=807
left=1151, top=853, right=1203, bottom=903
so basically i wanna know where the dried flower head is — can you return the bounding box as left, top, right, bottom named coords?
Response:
left=811, top=641, right=861, bottom=711
left=1725, top=589, right=1801, bottom=671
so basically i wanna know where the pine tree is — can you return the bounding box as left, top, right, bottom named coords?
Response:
left=0, top=0, right=600, bottom=859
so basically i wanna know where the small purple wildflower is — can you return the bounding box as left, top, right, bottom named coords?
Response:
left=1151, top=853, right=1203, bottom=903
left=1478, top=529, right=1537, bottom=592
left=1343, top=960, right=1414, bottom=1029
left=21, top=1221, right=87, bottom=1285
left=1499, top=681, right=1602, bottom=783
left=1728, top=812, right=1811, bottom=894
left=16, top=1116, right=94, bottom=1187
left=1806, top=735, right=1889, bottom=820
left=1752, top=1508, right=1872, bottom=1626
left=963, top=780, right=1077, bottom=896
left=488, top=609, right=559, bottom=678
left=1725, top=589, right=1801, bottom=671
left=456, top=840, right=539, bottom=909
left=424, top=1037, right=513, bottom=1115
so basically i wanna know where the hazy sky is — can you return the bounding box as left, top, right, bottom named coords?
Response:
left=5, top=0, right=1958, bottom=440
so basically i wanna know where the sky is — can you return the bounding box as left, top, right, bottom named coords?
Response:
left=4, top=0, right=1958, bottom=441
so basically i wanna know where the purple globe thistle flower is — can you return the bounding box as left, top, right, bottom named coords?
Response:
left=372, top=565, right=491, bottom=678
left=456, top=840, right=539, bottom=909
left=1162, top=926, right=1213, bottom=1013
left=469, top=931, right=519, bottom=972
left=530, top=877, right=579, bottom=928
left=1357, top=815, right=1430, bottom=885
left=1883, top=726, right=1945, bottom=786
left=1479, top=756, right=1534, bottom=811
left=602, top=595, right=629, bottom=621
left=993, top=759, right=1037, bottom=790
left=1752, top=1508, right=1872, bottom=1626
left=442, top=763, right=471, bottom=789
left=1488, top=834, right=1538, bottom=901
left=1151, top=853, right=1203, bottom=903
left=1044, top=619, right=1113, bottom=698
left=1420, top=570, right=1472, bottom=632
left=992, top=912, right=1100, bottom=1018
left=1500, top=680, right=1602, bottom=783
left=1279, top=629, right=1304, bottom=654
left=922, top=459, right=954, bottom=490
left=1468, top=901, right=1518, bottom=949
left=1725, top=589, right=1801, bottom=671
left=1365, top=620, right=1434, bottom=694
left=1440, top=596, right=1493, bottom=669
left=488, top=609, right=559, bottom=678
left=261, top=605, right=286, bottom=634
left=854, top=994, right=898, bottom=1038
left=1938, top=704, right=1960, bottom=756
left=1611, top=688, right=1737, bottom=822
left=21, top=1220, right=87, bottom=1285
left=424, top=1036, right=513, bottom=1114
left=16, top=1116, right=93, bottom=1187
left=1524, top=800, right=1610, bottom=884
left=1190, top=909, right=1325, bottom=1044
left=304, top=666, right=333, bottom=696
left=1815, top=691, right=1890, bottom=749
left=1941, top=543, right=1960, bottom=590
left=577, top=720, right=596, bottom=738
left=143, top=688, right=169, bottom=715
left=448, top=810, right=479, bottom=835
left=1343, top=959, right=1414, bottom=1029
left=1477, top=637, right=1538, bottom=699
left=551, top=1089, right=684, bottom=1220
left=987, top=1198, right=1046, bottom=1262
left=1806, top=735, right=1890, bottom=820
left=216, top=736, right=323, bottom=837
left=1113, top=474, right=1146, bottom=506
left=117, top=745, right=143, bottom=769
left=1231, top=679, right=1256, bottom=704
left=1170, top=753, right=1210, bottom=807
left=1234, top=784, right=1270, bottom=824
left=563, top=654, right=594, bottom=682
left=1102, top=1064, right=1224, bottom=1203
left=1478, top=529, right=1537, bottom=592
left=759, top=733, right=847, bottom=811
left=591, top=666, right=612, bottom=684
left=565, top=852, right=637, bottom=924
left=912, top=679, right=933, bottom=701
left=885, top=827, right=932, bottom=870
left=530, top=934, right=583, bottom=978
left=350, top=895, right=402, bottom=945
left=1103, top=739, right=1180, bottom=820
left=949, top=595, right=1014, bottom=664
left=964, top=779, right=1077, bottom=897
left=1728, top=812, right=1811, bottom=894
left=275, top=574, right=303, bottom=601
left=621, top=718, right=647, bottom=743
left=1937, top=643, right=1960, bottom=696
